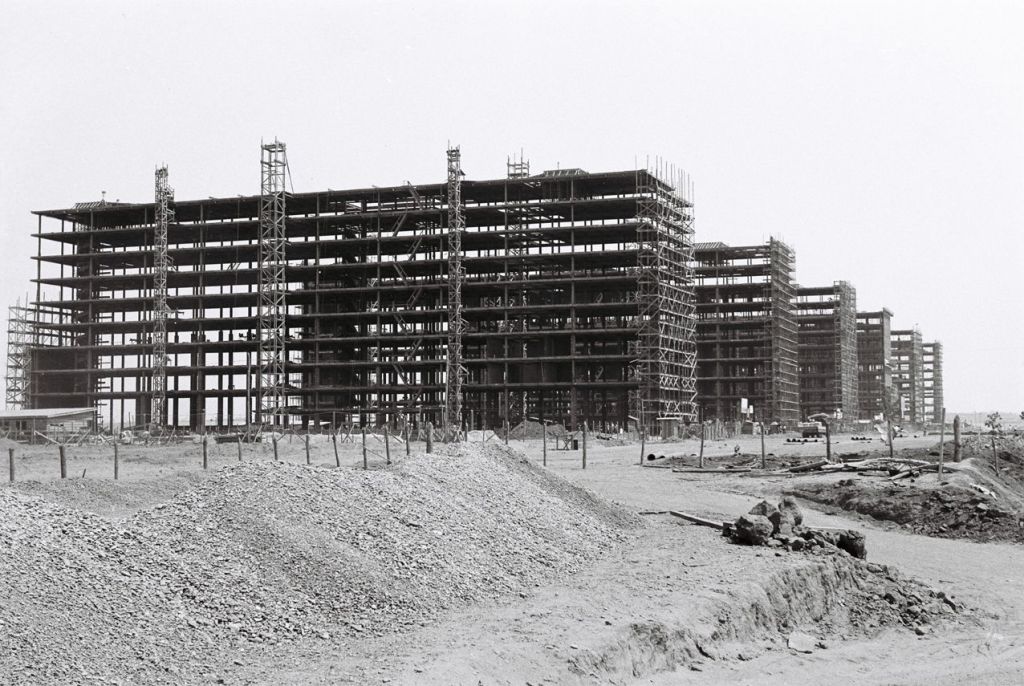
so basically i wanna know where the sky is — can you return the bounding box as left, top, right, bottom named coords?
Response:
left=1, top=0, right=1021, bottom=413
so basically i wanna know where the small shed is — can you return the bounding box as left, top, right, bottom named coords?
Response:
left=0, top=407, right=96, bottom=442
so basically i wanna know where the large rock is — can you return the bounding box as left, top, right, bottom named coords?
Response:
left=778, top=496, right=804, bottom=526
left=732, top=514, right=773, bottom=545
left=769, top=509, right=796, bottom=537
left=838, top=530, right=867, bottom=559
left=748, top=500, right=780, bottom=519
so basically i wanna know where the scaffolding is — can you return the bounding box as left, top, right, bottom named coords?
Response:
left=258, top=140, right=288, bottom=426
left=922, top=341, right=944, bottom=423
left=856, top=309, right=893, bottom=420
left=151, top=166, right=173, bottom=430
left=444, top=146, right=467, bottom=439
left=503, top=152, right=530, bottom=427
left=5, top=298, right=35, bottom=410
left=27, top=150, right=698, bottom=436
left=693, top=240, right=800, bottom=426
left=795, top=281, right=858, bottom=419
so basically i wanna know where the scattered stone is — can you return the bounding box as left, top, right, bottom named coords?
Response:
left=778, top=496, right=804, bottom=526
left=732, top=515, right=773, bottom=545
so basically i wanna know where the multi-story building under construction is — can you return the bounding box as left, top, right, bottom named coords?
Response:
left=856, top=309, right=893, bottom=420
left=922, top=340, right=944, bottom=424
left=692, top=240, right=800, bottom=426
left=795, top=282, right=858, bottom=420
left=10, top=145, right=699, bottom=435
left=891, top=328, right=926, bottom=424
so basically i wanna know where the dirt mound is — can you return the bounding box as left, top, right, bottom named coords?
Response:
left=0, top=443, right=638, bottom=683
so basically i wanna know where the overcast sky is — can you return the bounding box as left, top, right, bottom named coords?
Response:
left=1, top=0, right=1021, bottom=413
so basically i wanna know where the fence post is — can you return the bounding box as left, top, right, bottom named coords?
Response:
left=332, top=432, right=340, bottom=467
left=362, top=428, right=368, bottom=470
left=305, top=434, right=311, bottom=465
left=504, top=419, right=509, bottom=445
left=237, top=437, right=243, bottom=462
left=542, top=424, right=547, bottom=467
left=824, top=421, right=831, bottom=463
left=760, top=422, right=767, bottom=469
left=272, top=435, right=279, bottom=461
left=639, top=427, right=645, bottom=466
left=953, top=415, right=961, bottom=462
left=202, top=434, right=209, bottom=470
left=938, top=408, right=947, bottom=477
left=59, top=445, right=67, bottom=479
left=384, top=426, right=392, bottom=465
left=8, top=447, right=14, bottom=482
left=114, top=441, right=119, bottom=480
left=426, top=422, right=433, bottom=454
left=582, top=421, right=588, bottom=470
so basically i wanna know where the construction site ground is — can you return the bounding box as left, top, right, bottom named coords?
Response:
left=2, top=433, right=1023, bottom=684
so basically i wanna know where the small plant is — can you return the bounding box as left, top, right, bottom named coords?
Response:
left=985, top=412, right=1003, bottom=435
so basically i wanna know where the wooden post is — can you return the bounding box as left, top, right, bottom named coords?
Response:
left=332, top=432, right=340, bottom=467
left=384, top=426, right=392, bottom=465
left=699, top=424, right=705, bottom=469
left=404, top=423, right=410, bottom=456
left=114, top=441, right=119, bottom=481
left=992, top=436, right=999, bottom=473
left=272, top=435, right=279, bottom=461
left=426, top=422, right=433, bottom=454
left=937, top=408, right=947, bottom=477
left=886, top=418, right=895, bottom=459
left=362, top=428, right=368, bottom=470
left=760, top=422, right=767, bottom=469
left=504, top=419, right=509, bottom=445
left=542, top=424, right=547, bottom=467
left=59, top=445, right=66, bottom=479
left=639, top=428, right=646, bottom=466
left=824, top=421, right=831, bottom=463
left=582, top=421, right=588, bottom=470
left=953, top=415, right=961, bottom=462
left=8, top=447, right=14, bottom=482
left=237, top=437, right=243, bottom=462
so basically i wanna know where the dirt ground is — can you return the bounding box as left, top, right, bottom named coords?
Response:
left=4, top=432, right=1024, bottom=684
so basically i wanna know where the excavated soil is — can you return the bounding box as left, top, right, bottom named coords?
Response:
left=0, top=443, right=637, bottom=684
left=787, top=437, right=1024, bottom=543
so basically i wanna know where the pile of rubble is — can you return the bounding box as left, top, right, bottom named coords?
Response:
left=730, top=496, right=867, bottom=558
left=0, top=443, right=638, bottom=683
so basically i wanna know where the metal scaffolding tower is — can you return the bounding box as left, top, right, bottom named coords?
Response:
left=259, top=140, right=288, bottom=425
left=504, top=152, right=530, bottom=426
left=444, top=146, right=467, bottom=439
left=151, top=166, right=173, bottom=430
left=5, top=298, right=35, bottom=410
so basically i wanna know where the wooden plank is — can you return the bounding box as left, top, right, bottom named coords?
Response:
left=672, top=467, right=752, bottom=474
left=668, top=510, right=727, bottom=531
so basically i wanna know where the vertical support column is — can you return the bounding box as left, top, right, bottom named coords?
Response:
left=151, top=166, right=173, bottom=432
left=258, top=140, right=288, bottom=427
left=443, top=146, right=466, bottom=441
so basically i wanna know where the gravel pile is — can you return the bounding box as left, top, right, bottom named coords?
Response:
left=0, top=443, right=637, bottom=683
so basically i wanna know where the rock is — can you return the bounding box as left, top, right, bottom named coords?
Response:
left=787, top=631, right=817, bottom=653
left=837, top=530, right=867, bottom=559
left=748, top=500, right=779, bottom=519
left=778, top=496, right=804, bottom=526
left=732, top=515, right=774, bottom=545
left=789, top=538, right=806, bottom=552
left=914, top=625, right=931, bottom=636
left=769, top=509, right=796, bottom=537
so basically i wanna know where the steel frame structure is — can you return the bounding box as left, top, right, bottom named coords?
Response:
left=692, top=239, right=800, bottom=426
left=891, top=328, right=926, bottom=424
left=795, top=281, right=858, bottom=420
left=856, top=309, right=894, bottom=420
left=921, top=341, right=944, bottom=424
left=5, top=298, right=35, bottom=409
left=27, top=151, right=698, bottom=435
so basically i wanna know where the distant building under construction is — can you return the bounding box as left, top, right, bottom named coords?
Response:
left=9, top=145, right=700, bottom=435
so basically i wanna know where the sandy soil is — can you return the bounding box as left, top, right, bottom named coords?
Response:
left=6, top=433, right=1023, bottom=684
